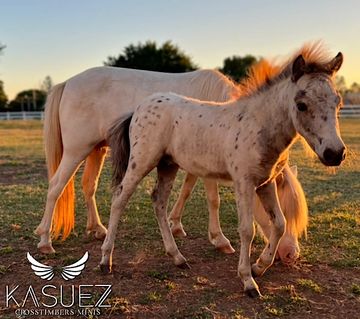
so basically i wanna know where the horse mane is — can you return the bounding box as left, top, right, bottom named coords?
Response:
left=238, top=41, right=334, bottom=97
left=189, top=69, right=241, bottom=102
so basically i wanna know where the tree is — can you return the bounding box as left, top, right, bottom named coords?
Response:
left=104, top=41, right=197, bottom=73
left=7, top=89, right=46, bottom=112
left=335, top=75, right=347, bottom=96
left=0, top=81, right=8, bottom=111
left=0, top=43, right=7, bottom=111
left=41, top=75, right=53, bottom=94
left=219, top=55, right=257, bottom=82
left=349, top=82, right=360, bottom=93
left=0, top=42, right=5, bottom=55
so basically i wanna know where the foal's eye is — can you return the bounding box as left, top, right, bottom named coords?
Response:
left=296, top=102, right=308, bottom=112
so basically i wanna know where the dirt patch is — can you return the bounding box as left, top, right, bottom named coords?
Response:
left=0, top=236, right=359, bottom=319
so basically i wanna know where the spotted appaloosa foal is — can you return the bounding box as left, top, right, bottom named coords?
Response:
left=103, top=44, right=346, bottom=297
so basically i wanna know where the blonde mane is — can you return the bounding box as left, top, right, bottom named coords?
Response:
left=238, top=41, right=335, bottom=97
left=189, top=69, right=241, bottom=102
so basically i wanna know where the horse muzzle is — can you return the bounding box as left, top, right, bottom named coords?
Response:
left=320, top=146, right=346, bottom=166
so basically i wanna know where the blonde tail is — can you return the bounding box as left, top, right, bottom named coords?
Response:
left=44, top=82, right=74, bottom=240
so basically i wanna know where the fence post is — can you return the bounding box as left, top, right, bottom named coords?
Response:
left=22, top=112, right=26, bottom=120
left=6, top=112, right=10, bottom=120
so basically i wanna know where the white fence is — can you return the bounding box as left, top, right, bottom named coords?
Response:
left=0, top=111, right=44, bottom=120
left=0, top=105, right=359, bottom=120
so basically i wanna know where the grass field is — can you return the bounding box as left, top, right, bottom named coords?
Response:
left=0, top=119, right=359, bottom=318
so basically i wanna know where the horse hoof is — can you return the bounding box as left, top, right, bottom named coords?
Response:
left=171, top=227, right=187, bottom=238
left=99, top=264, right=112, bottom=274
left=251, top=263, right=265, bottom=278
left=245, top=288, right=262, bottom=298
left=177, top=262, right=191, bottom=269
left=38, top=243, right=55, bottom=254
left=94, top=231, right=107, bottom=240
left=217, top=244, right=235, bottom=254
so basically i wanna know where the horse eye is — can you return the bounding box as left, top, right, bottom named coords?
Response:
left=296, top=102, right=308, bottom=112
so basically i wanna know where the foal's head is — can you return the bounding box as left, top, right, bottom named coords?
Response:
left=289, top=52, right=345, bottom=166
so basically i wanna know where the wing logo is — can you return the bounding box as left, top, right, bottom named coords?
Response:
left=27, top=252, right=89, bottom=281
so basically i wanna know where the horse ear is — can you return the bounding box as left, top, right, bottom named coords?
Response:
left=327, top=52, right=343, bottom=74
left=292, top=55, right=306, bottom=82
left=290, top=165, right=298, bottom=177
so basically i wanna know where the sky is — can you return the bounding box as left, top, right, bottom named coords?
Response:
left=1, top=0, right=360, bottom=100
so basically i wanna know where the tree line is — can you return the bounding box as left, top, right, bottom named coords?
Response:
left=0, top=41, right=359, bottom=111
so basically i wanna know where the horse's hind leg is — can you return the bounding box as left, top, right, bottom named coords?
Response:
left=36, top=149, right=90, bottom=253
left=168, top=173, right=198, bottom=238
left=152, top=161, right=188, bottom=268
left=82, top=146, right=108, bottom=239
left=203, top=179, right=235, bottom=254
left=252, top=181, right=286, bottom=277
left=100, top=169, right=144, bottom=273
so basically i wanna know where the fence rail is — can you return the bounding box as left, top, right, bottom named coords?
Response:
left=0, top=111, right=44, bottom=120
left=0, top=105, right=360, bottom=120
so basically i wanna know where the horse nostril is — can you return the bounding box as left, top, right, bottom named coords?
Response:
left=341, top=147, right=346, bottom=160
left=323, top=148, right=336, bottom=162
left=323, top=147, right=345, bottom=165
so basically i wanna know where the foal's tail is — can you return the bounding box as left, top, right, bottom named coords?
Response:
left=108, top=113, right=133, bottom=188
left=278, top=165, right=308, bottom=238
left=43, top=82, right=75, bottom=240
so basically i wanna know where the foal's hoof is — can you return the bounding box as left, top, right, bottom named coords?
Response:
left=171, top=227, right=187, bottom=238
left=99, top=264, right=112, bottom=274
left=245, top=288, right=262, bottom=298
left=177, top=262, right=191, bottom=269
left=37, top=243, right=56, bottom=254
left=217, top=244, right=236, bottom=255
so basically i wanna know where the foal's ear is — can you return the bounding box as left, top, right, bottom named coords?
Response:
left=292, top=55, right=306, bottom=82
left=327, top=52, right=343, bottom=74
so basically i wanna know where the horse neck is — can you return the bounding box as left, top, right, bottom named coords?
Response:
left=238, top=78, right=298, bottom=153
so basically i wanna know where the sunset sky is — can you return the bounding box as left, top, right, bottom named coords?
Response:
left=1, top=0, right=359, bottom=100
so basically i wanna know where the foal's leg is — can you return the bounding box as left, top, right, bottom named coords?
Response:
left=152, top=163, right=188, bottom=268
left=36, top=149, right=89, bottom=253
left=252, top=181, right=286, bottom=277
left=82, top=147, right=108, bottom=239
left=234, top=182, right=260, bottom=298
left=100, top=170, right=144, bottom=273
left=168, top=173, right=198, bottom=237
left=203, top=179, right=235, bottom=254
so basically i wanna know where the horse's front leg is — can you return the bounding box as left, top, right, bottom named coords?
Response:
left=234, top=181, right=260, bottom=298
left=252, top=181, right=286, bottom=277
left=168, top=173, right=198, bottom=237
left=203, top=179, right=235, bottom=254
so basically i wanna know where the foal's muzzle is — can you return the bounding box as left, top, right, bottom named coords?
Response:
left=321, top=147, right=346, bottom=166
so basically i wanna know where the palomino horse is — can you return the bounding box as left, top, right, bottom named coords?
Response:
left=35, top=65, right=307, bottom=259
left=169, top=163, right=307, bottom=264
left=103, top=43, right=345, bottom=297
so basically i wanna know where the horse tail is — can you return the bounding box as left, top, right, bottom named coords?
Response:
left=278, top=165, right=308, bottom=238
left=108, top=113, right=133, bottom=188
left=44, top=82, right=75, bottom=240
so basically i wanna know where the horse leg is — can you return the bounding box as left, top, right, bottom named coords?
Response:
left=168, top=173, right=197, bottom=238
left=252, top=181, right=286, bottom=277
left=203, top=179, right=235, bottom=254
left=82, top=146, right=108, bottom=239
left=234, top=181, right=260, bottom=298
left=36, top=149, right=89, bottom=253
left=152, top=161, right=188, bottom=267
